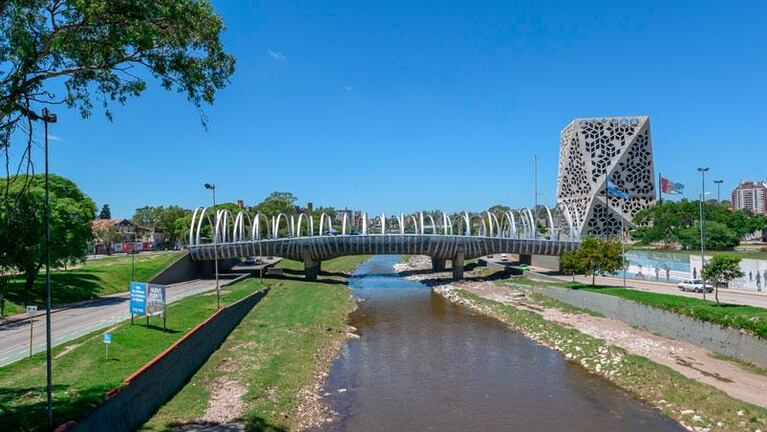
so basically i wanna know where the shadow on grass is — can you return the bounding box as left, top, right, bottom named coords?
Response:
left=263, top=274, right=348, bottom=286
left=0, top=383, right=110, bottom=431
left=160, top=417, right=287, bottom=432
left=3, top=271, right=105, bottom=307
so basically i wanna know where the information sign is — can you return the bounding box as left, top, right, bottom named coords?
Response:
left=129, top=282, right=147, bottom=315
left=147, top=284, right=166, bottom=317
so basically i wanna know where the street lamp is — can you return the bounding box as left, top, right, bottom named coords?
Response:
left=25, top=107, right=57, bottom=427
left=698, top=167, right=709, bottom=301
left=204, top=183, right=220, bottom=309
left=714, top=180, right=724, bottom=203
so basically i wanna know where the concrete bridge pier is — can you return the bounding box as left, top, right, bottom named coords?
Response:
left=431, top=258, right=446, bottom=272
left=452, top=247, right=465, bottom=280
left=303, top=248, right=321, bottom=281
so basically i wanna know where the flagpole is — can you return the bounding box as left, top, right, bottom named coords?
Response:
left=605, top=174, right=610, bottom=238
left=659, top=172, right=663, bottom=205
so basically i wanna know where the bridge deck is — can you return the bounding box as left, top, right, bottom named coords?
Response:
left=188, top=234, right=579, bottom=263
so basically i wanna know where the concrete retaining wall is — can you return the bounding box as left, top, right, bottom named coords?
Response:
left=71, top=288, right=268, bottom=432
left=537, top=286, right=767, bottom=368
left=149, top=252, right=239, bottom=285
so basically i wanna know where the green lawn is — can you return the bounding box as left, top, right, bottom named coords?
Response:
left=0, top=275, right=264, bottom=431
left=1, top=252, right=182, bottom=316
left=577, top=285, right=767, bottom=338
left=143, top=255, right=369, bottom=431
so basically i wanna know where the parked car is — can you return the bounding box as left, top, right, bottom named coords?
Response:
left=677, top=279, right=713, bottom=293
left=500, top=254, right=509, bottom=262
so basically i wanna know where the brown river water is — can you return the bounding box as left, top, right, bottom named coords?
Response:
left=316, top=255, right=683, bottom=432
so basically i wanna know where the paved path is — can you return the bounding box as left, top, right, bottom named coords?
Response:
left=0, top=279, right=222, bottom=367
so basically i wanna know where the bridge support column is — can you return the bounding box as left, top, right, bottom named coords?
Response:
left=452, top=248, right=465, bottom=280
left=303, top=248, right=321, bottom=281
left=431, top=257, right=446, bottom=272
left=519, top=254, right=532, bottom=265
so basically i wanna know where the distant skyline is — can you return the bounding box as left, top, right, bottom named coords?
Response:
left=16, top=0, right=767, bottom=218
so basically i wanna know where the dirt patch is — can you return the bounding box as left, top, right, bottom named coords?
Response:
left=202, top=377, right=247, bottom=425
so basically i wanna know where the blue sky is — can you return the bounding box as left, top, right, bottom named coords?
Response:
left=22, top=0, right=767, bottom=217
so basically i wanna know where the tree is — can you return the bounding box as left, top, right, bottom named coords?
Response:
left=632, top=200, right=767, bottom=250
left=702, top=254, right=744, bottom=304
left=98, top=204, right=112, bottom=220
left=565, top=236, right=625, bottom=286
left=131, top=205, right=190, bottom=246
left=0, top=174, right=96, bottom=299
left=1, top=0, right=235, bottom=191
left=561, top=249, right=586, bottom=282
left=93, top=224, right=122, bottom=256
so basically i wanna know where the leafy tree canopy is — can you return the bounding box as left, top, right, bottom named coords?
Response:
left=632, top=200, right=767, bottom=250
left=1, top=0, right=235, bottom=170
left=131, top=204, right=190, bottom=244
left=561, top=236, right=625, bottom=286
left=0, top=174, right=96, bottom=295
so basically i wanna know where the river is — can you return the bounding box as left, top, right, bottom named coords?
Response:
left=317, top=255, right=682, bottom=431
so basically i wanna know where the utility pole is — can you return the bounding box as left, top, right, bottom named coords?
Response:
left=697, top=167, right=709, bottom=301
left=204, top=183, right=220, bottom=309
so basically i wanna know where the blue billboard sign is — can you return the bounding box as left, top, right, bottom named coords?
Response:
left=130, top=282, right=147, bottom=315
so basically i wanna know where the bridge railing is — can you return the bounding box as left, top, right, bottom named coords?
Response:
left=188, top=205, right=581, bottom=247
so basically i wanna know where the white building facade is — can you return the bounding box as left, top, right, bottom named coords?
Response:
left=556, top=116, right=656, bottom=237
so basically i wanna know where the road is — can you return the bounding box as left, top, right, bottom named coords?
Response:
left=480, top=254, right=767, bottom=309
left=0, top=278, right=224, bottom=367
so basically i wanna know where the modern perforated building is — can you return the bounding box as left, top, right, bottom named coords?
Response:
left=556, top=116, right=656, bottom=237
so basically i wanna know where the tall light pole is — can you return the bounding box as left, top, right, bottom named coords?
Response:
left=533, top=154, right=538, bottom=239
left=204, top=183, right=220, bottom=309
left=714, top=180, right=723, bottom=203
left=22, top=107, right=57, bottom=426
left=43, top=108, right=57, bottom=427
left=698, top=167, right=709, bottom=301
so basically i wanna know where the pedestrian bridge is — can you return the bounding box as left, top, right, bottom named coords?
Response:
left=186, top=206, right=582, bottom=280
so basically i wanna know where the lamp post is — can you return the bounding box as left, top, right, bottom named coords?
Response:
left=42, top=108, right=56, bottom=427
left=698, top=167, right=709, bottom=301
left=714, top=180, right=723, bottom=203
left=204, top=183, right=220, bottom=309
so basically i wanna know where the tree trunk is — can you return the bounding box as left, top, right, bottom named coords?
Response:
left=23, top=267, right=39, bottom=304
left=592, top=272, right=596, bottom=287
left=715, top=282, right=719, bottom=305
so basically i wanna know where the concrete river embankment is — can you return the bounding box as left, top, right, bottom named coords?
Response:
left=316, top=255, right=682, bottom=431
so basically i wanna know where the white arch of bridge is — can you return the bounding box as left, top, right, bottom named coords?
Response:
left=189, top=205, right=582, bottom=246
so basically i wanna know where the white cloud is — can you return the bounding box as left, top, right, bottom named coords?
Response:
left=268, top=49, right=286, bottom=60
left=345, top=85, right=354, bottom=91
left=47, top=134, right=62, bottom=141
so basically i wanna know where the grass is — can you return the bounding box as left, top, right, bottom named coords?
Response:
left=0, top=274, right=263, bottom=431
left=513, top=276, right=767, bottom=339
left=566, top=284, right=767, bottom=339
left=1, top=252, right=183, bottom=316
left=142, top=255, right=369, bottom=432
left=455, top=289, right=767, bottom=432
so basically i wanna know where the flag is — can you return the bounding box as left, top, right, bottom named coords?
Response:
left=660, top=176, right=684, bottom=195
left=606, top=176, right=630, bottom=200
